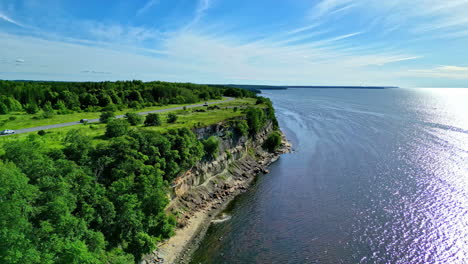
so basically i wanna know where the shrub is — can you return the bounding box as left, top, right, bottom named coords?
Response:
left=225, top=150, right=232, bottom=160
left=37, top=130, right=46, bottom=136
left=105, top=119, right=130, bottom=138
left=41, top=102, right=55, bottom=119
left=24, top=103, right=40, bottom=114
left=144, top=113, right=161, bottom=127
left=263, top=131, right=282, bottom=152
left=233, top=120, right=248, bottom=137
left=103, top=104, right=119, bottom=112
left=203, top=136, right=219, bottom=159
left=167, top=113, right=178, bottom=124
left=125, top=112, right=143, bottom=126
left=100, top=111, right=115, bottom=123
left=245, top=107, right=266, bottom=136
left=8, top=116, right=16, bottom=121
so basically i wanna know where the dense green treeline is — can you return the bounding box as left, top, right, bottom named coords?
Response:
left=0, top=99, right=279, bottom=263
left=0, top=80, right=255, bottom=114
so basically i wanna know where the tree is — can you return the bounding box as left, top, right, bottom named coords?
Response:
left=100, top=111, right=115, bottom=123
left=105, top=119, right=130, bottom=138
left=24, top=103, right=40, bottom=114
left=144, top=113, right=161, bottom=127
left=41, top=101, right=55, bottom=119
left=203, top=136, right=219, bottom=159
left=0, top=162, right=40, bottom=264
left=167, top=113, right=178, bottom=124
left=63, top=130, right=93, bottom=165
left=246, top=107, right=266, bottom=136
left=230, top=120, right=248, bottom=137
left=125, top=112, right=143, bottom=126
left=263, top=131, right=282, bottom=152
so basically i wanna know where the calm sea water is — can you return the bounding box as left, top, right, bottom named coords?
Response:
left=191, top=88, right=468, bottom=264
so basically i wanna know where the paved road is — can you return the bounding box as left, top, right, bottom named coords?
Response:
left=2, top=97, right=235, bottom=136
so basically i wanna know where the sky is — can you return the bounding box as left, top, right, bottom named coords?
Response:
left=0, top=0, right=468, bottom=87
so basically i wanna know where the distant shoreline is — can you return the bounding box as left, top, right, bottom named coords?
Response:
left=285, top=86, right=398, bottom=89
left=217, top=84, right=398, bottom=92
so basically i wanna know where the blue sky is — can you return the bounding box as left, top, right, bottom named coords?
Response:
left=0, top=0, right=468, bottom=87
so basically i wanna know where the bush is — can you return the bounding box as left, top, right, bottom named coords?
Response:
left=167, top=113, right=178, bottom=124
left=144, top=113, right=161, bottom=126
left=37, top=130, right=46, bottom=136
left=245, top=107, right=266, bottom=136
left=100, top=111, right=115, bottom=123
left=203, top=136, right=219, bottom=159
left=24, top=104, right=40, bottom=114
left=125, top=112, right=144, bottom=126
left=263, top=131, right=282, bottom=152
left=9, top=116, right=16, bottom=121
left=105, top=119, right=130, bottom=138
left=232, top=120, right=248, bottom=137
left=41, top=102, right=55, bottom=119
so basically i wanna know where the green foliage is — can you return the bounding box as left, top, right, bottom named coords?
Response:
left=0, top=80, right=254, bottom=115
left=144, top=113, right=161, bottom=127
left=167, top=113, right=178, bottom=124
left=225, top=150, right=232, bottom=160
left=125, top=112, right=144, bottom=126
left=105, top=119, right=131, bottom=138
left=100, top=111, right=115, bottom=123
left=263, top=131, right=282, bottom=152
left=105, top=248, right=134, bottom=264
left=203, top=136, right=219, bottom=159
left=229, top=120, right=249, bottom=137
left=37, top=130, right=46, bottom=136
left=41, top=102, right=55, bottom=119
left=245, top=107, right=266, bottom=136
left=0, top=161, right=40, bottom=264
left=0, top=95, right=22, bottom=114
left=24, top=103, right=40, bottom=114
left=0, top=128, right=204, bottom=262
left=63, top=130, right=93, bottom=165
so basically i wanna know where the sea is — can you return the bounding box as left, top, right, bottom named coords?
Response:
left=190, top=88, right=468, bottom=264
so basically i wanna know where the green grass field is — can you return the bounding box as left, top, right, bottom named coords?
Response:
left=0, top=98, right=259, bottom=151
left=0, top=97, right=230, bottom=131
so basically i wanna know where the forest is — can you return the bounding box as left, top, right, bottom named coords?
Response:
left=0, top=80, right=278, bottom=264
left=0, top=80, right=255, bottom=114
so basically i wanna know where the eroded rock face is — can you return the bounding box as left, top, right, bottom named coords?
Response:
left=172, top=120, right=274, bottom=198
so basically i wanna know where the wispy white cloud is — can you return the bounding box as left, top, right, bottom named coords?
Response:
left=309, top=0, right=468, bottom=39
left=437, top=65, right=468, bottom=72
left=136, top=0, right=159, bottom=16
left=408, top=65, right=468, bottom=79
left=0, top=12, right=24, bottom=27
left=83, top=22, right=162, bottom=44
left=184, top=0, right=213, bottom=30
left=286, top=23, right=321, bottom=35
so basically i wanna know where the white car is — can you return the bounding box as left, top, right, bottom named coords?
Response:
left=0, top=129, right=16, bottom=135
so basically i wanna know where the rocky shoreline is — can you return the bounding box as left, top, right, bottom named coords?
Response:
left=141, top=134, right=291, bottom=264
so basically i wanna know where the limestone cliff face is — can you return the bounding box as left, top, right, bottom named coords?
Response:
left=168, top=119, right=276, bottom=213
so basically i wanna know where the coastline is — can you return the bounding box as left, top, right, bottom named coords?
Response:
left=142, top=134, right=291, bottom=264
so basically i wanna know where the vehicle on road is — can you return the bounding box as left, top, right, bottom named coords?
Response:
left=0, top=129, right=16, bottom=135
left=203, top=102, right=209, bottom=106
left=80, top=119, right=89, bottom=123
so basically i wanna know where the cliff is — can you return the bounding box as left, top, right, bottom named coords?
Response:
left=142, top=119, right=290, bottom=264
